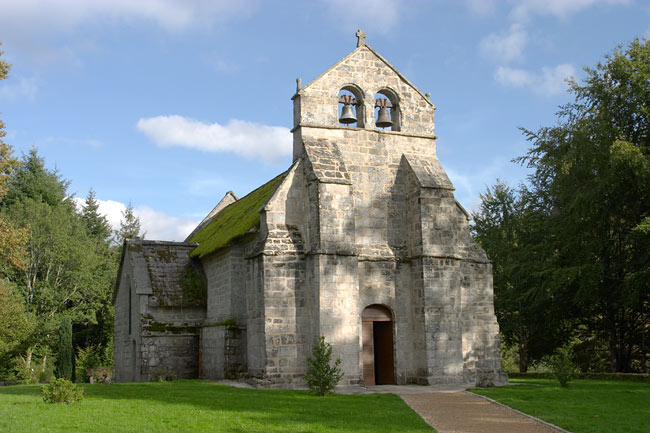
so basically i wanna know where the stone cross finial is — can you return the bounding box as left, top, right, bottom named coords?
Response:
left=356, top=29, right=366, bottom=47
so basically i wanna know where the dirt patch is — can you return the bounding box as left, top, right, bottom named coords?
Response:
left=401, top=392, right=566, bottom=433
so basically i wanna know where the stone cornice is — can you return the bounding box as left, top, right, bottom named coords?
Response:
left=291, top=123, right=437, bottom=140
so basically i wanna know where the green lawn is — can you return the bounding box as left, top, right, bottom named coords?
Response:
left=470, top=378, right=650, bottom=433
left=0, top=380, right=434, bottom=433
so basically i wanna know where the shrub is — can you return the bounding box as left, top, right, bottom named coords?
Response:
left=76, top=345, right=107, bottom=383
left=549, top=346, right=575, bottom=387
left=42, top=378, right=84, bottom=404
left=56, top=318, right=73, bottom=380
left=304, top=336, right=343, bottom=396
left=88, top=366, right=113, bottom=384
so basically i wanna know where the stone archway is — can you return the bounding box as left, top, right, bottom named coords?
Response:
left=362, top=304, right=395, bottom=385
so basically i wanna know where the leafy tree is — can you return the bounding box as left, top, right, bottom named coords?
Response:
left=0, top=280, right=36, bottom=378
left=0, top=43, right=28, bottom=279
left=518, top=39, right=650, bottom=372
left=114, top=201, right=144, bottom=244
left=81, top=188, right=111, bottom=242
left=0, top=43, right=19, bottom=200
left=304, top=336, right=343, bottom=395
left=1, top=151, right=117, bottom=364
left=56, top=317, right=73, bottom=380
left=473, top=182, right=571, bottom=371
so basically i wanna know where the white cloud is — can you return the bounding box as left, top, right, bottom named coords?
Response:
left=0, top=0, right=257, bottom=67
left=480, top=25, right=527, bottom=63
left=325, top=0, right=402, bottom=34
left=511, top=0, right=630, bottom=23
left=74, top=197, right=199, bottom=242
left=137, top=115, right=292, bottom=162
left=495, top=63, right=576, bottom=96
left=0, top=76, right=39, bottom=100
left=0, top=0, right=256, bottom=34
left=465, top=0, right=497, bottom=16
left=135, top=205, right=199, bottom=242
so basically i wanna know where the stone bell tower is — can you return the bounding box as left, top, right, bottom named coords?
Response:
left=283, top=30, right=506, bottom=386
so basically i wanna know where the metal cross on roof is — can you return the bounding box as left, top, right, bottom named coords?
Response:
left=356, top=29, right=366, bottom=47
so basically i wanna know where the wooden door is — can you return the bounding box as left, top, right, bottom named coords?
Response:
left=362, top=321, right=375, bottom=385
left=362, top=305, right=395, bottom=386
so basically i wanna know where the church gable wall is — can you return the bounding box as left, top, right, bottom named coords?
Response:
left=113, top=263, right=137, bottom=382
left=294, top=47, right=435, bottom=139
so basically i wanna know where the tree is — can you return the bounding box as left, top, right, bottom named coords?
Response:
left=55, top=318, right=73, bottom=380
left=303, top=336, right=343, bottom=395
left=473, top=181, right=571, bottom=371
left=518, top=39, right=650, bottom=372
left=1, top=150, right=118, bottom=362
left=114, top=201, right=144, bottom=244
left=0, top=43, right=28, bottom=279
left=2, top=148, right=69, bottom=209
left=81, top=188, right=111, bottom=242
left=0, top=43, right=19, bottom=200
left=0, top=280, right=36, bottom=378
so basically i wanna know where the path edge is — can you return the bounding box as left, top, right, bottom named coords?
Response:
left=399, top=395, right=439, bottom=432
left=465, top=391, right=572, bottom=433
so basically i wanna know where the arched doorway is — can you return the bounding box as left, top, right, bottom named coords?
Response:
left=362, top=304, right=395, bottom=385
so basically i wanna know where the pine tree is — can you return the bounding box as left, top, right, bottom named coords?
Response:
left=114, top=201, right=145, bottom=244
left=81, top=188, right=111, bottom=242
left=304, top=336, right=343, bottom=396
left=56, top=318, right=73, bottom=380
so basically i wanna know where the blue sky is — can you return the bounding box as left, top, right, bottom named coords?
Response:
left=1, top=0, right=648, bottom=240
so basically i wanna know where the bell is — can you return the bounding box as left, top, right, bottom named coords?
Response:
left=339, top=104, right=357, bottom=124
left=376, top=107, right=393, bottom=128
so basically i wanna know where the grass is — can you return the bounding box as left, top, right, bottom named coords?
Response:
left=470, top=378, right=650, bottom=433
left=0, top=380, right=434, bottom=433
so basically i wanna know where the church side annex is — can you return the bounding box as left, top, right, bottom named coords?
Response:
left=113, top=31, right=507, bottom=388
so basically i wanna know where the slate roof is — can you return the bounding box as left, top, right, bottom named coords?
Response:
left=113, top=240, right=199, bottom=307
left=187, top=171, right=287, bottom=259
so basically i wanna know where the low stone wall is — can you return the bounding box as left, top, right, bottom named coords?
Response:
left=140, top=334, right=199, bottom=379
left=200, top=324, right=247, bottom=380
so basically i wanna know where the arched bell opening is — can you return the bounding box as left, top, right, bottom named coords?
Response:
left=374, top=89, right=401, bottom=131
left=362, top=304, right=396, bottom=385
left=338, top=86, right=365, bottom=128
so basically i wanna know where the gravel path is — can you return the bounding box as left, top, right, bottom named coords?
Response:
left=401, top=392, right=567, bottom=433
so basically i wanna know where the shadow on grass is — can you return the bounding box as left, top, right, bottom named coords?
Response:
left=0, top=381, right=433, bottom=433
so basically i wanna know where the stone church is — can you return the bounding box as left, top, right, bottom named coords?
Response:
left=113, top=31, right=506, bottom=387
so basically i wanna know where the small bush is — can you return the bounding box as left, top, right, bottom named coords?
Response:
left=549, top=346, right=575, bottom=387
left=76, top=345, right=110, bottom=383
left=304, top=336, right=343, bottom=396
left=88, top=366, right=113, bottom=384
left=42, top=378, right=84, bottom=404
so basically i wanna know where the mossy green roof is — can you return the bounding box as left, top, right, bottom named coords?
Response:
left=188, top=172, right=286, bottom=258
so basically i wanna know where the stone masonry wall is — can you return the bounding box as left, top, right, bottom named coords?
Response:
left=113, top=267, right=134, bottom=382
left=288, top=41, right=505, bottom=386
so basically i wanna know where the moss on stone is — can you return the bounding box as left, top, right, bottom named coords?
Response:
left=180, top=262, right=207, bottom=307
left=143, top=321, right=198, bottom=334
left=188, top=172, right=286, bottom=258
